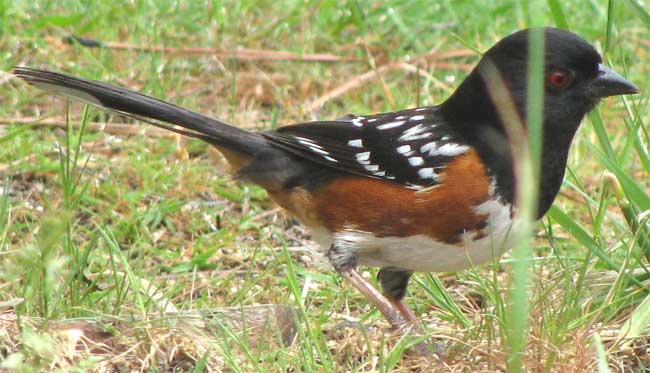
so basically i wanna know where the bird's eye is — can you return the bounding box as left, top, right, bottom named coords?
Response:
left=548, top=70, right=573, bottom=89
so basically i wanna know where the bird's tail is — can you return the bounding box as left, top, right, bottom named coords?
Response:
left=11, top=67, right=269, bottom=159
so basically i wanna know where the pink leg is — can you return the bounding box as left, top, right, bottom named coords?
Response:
left=339, top=267, right=407, bottom=329
left=330, top=247, right=436, bottom=356
left=391, top=299, right=419, bottom=325
left=340, top=268, right=437, bottom=357
left=392, top=301, right=441, bottom=356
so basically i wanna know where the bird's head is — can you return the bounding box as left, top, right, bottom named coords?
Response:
left=443, top=28, right=639, bottom=133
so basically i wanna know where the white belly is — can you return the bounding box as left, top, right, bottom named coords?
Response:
left=309, top=197, right=515, bottom=272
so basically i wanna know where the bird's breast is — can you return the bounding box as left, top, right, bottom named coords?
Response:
left=311, top=150, right=496, bottom=244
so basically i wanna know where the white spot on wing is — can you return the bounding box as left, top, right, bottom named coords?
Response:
left=399, top=124, right=432, bottom=141
left=295, top=137, right=322, bottom=148
left=348, top=139, right=363, bottom=148
left=440, top=143, right=470, bottom=156
left=364, top=164, right=379, bottom=172
left=323, top=155, right=338, bottom=162
left=417, top=167, right=437, bottom=179
left=351, top=117, right=364, bottom=127
left=377, top=120, right=406, bottom=130
left=306, top=146, right=329, bottom=155
left=421, top=142, right=469, bottom=157
left=420, top=142, right=438, bottom=154
left=355, top=152, right=370, bottom=161
left=396, top=145, right=411, bottom=154
left=409, top=115, right=425, bottom=121
left=408, top=157, right=424, bottom=166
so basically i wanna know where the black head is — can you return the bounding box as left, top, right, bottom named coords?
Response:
left=443, top=27, right=639, bottom=132
left=442, top=28, right=639, bottom=217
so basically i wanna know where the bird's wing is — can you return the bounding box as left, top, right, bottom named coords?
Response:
left=263, top=107, right=472, bottom=190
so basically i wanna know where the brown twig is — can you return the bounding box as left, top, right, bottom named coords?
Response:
left=305, top=62, right=402, bottom=114
left=65, top=35, right=360, bottom=62
left=0, top=117, right=176, bottom=138
left=419, top=49, right=476, bottom=62
left=305, top=49, right=475, bottom=113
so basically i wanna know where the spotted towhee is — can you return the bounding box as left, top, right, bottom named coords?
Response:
left=12, top=28, right=639, bottom=333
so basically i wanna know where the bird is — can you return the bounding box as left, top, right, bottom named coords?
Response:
left=11, top=27, right=639, bottom=338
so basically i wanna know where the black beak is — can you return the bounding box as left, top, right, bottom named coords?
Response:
left=591, top=64, right=639, bottom=97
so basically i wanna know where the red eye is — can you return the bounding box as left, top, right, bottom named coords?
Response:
left=548, top=70, right=572, bottom=89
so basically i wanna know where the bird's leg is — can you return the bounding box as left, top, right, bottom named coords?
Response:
left=328, top=245, right=406, bottom=329
left=377, top=268, right=418, bottom=324
left=392, top=300, right=418, bottom=324
left=378, top=268, right=442, bottom=356
left=329, top=246, right=438, bottom=357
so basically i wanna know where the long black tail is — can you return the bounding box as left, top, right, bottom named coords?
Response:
left=11, top=67, right=269, bottom=156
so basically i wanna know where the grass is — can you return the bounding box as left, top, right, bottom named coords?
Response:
left=1, top=0, right=649, bottom=371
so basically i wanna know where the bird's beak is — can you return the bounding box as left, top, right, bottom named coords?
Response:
left=591, top=64, right=639, bottom=97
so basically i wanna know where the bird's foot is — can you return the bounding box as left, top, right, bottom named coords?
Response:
left=329, top=245, right=442, bottom=357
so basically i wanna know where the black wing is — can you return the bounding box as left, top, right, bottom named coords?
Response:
left=262, top=107, right=472, bottom=190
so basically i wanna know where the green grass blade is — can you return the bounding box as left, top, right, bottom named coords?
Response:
left=605, top=0, right=615, bottom=54
left=415, top=274, right=471, bottom=328
left=592, top=333, right=611, bottom=373
left=547, top=0, right=569, bottom=28
left=618, top=290, right=650, bottom=347
left=547, top=205, right=597, bottom=248
left=589, top=110, right=617, bottom=159
left=624, top=0, right=650, bottom=29
left=587, top=144, right=650, bottom=210
left=506, top=9, right=545, bottom=371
